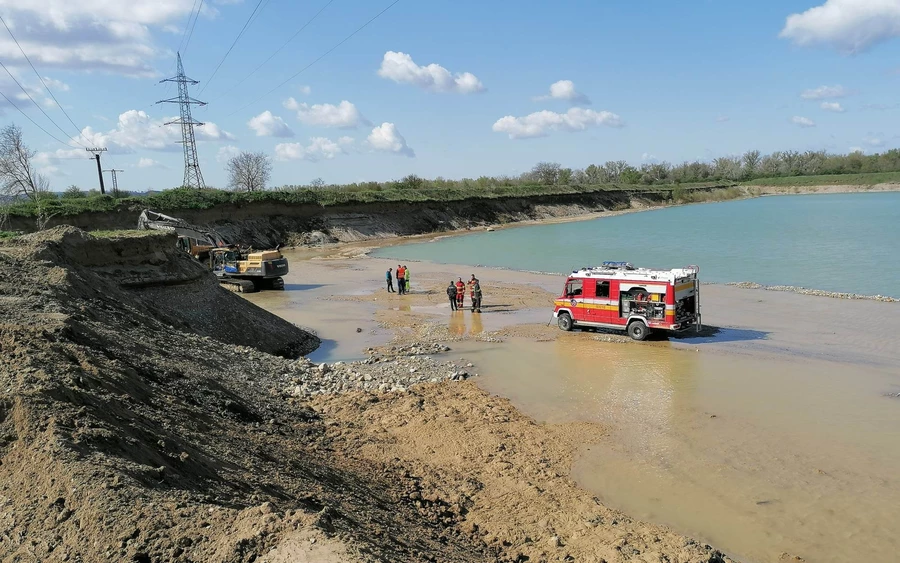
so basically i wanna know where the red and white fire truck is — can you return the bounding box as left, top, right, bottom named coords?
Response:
left=553, top=261, right=701, bottom=340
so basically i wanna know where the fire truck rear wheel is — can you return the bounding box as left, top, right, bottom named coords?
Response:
left=557, top=313, right=573, bottom=331
left=627, top=320, right=649, bottom=341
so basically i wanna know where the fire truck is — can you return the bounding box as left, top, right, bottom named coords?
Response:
left=552, top=261, right=701, bottom=340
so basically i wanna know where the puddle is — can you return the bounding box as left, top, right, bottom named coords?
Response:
left=454, top=337, right=900, bottom=563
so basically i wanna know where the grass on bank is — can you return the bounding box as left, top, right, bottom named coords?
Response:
left=742, top=171, right=900, bottom=187
left=4, top=170, right=899, bottom=220
left=2, top=181, right=728, bottom=218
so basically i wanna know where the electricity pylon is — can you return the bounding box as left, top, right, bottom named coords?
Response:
left=157, top=53, right=206, bottom=189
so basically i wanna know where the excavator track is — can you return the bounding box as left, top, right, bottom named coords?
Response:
left=219, top=279, right=258, bottom=293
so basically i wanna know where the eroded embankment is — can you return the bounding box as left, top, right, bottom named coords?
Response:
left=9, top=188, right=697, bottom=248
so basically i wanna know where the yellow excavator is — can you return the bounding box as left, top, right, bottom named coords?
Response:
left=137, top=209, right=288, bottom=293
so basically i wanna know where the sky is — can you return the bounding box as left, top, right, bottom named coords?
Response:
left=2, top=0, right=900, bottom=192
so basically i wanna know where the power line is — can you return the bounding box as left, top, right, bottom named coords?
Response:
left=208, top=0, right=336, bottom=103
left=178, top=0, right=202, bottom=53
left=0, top=89, right=70, bottom=146
left=183, top=0, right=205, bottom=55
left=199, top=0, right=269, bottom=95
left=0, top=59, right=83, bottom=147
left=0, top=15, right=92, bottom=150
left=227, top=0, right=400, bottom=117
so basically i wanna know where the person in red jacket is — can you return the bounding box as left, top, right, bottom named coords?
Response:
left=455, top=278, right=466, bottom=309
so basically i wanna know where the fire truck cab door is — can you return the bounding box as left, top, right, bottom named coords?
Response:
left=564, top=279, right=584, bottom=322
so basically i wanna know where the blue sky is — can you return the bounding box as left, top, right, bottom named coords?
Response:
left=2, top=0, right=900, bottom=191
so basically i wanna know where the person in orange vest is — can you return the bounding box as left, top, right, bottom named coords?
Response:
left=467, top=274, right=477, bottom=310
left=396, top=264, right=405, bottom=295
left=455, top=278, right=466, bottom=309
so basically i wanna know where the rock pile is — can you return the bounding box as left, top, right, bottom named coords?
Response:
left=727, top=281, right=898, bottom=302
left=281, top=345, right=475, bottom=397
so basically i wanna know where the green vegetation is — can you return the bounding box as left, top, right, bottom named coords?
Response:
left=4, top=146, right=900, bottom=222
left=2, top=181, right=729, bottom=218
left=0, top=231, right=18, bottom=239
left=742, top=171, right=900, bottom=187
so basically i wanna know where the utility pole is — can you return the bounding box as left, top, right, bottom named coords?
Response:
left=103, top=169, right=124, bottom=197
left=85, top=148, right=107, bottom=194
left=157, top=52, right=206, bottom=189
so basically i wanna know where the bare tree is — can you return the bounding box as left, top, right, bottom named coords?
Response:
left=742, top=150, right=761, bottom=178
left=0, top=124, right=50, bottom=202
left=226, top=151, right=272, bottom=192
left=530, top=161, right=562, bottom=185
left=309, top=177, right=325, bottom=189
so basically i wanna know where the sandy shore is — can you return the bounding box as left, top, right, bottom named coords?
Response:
left=240, top=237, right=900, bottom=563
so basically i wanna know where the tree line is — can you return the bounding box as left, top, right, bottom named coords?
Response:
left=5, top=119, right=900, bottom=210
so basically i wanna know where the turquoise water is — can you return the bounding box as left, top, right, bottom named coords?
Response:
left=373, top=193, right=900, bottom=298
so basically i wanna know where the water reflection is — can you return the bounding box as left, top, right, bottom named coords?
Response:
left=449, top=311, right=484, bottom=336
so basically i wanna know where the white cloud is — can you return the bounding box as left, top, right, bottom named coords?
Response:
left=800, top=85, right=848, bottom=99
left=791, top=116, right=817, bottom=128
left=42, top=76, right=69, bottom=92
left=641, top=153, right=658, bottom=163
left=39, top=165, right=65, bottom=177
left=216, top=145, right=240, bottom=163
left=0, top=1, right=213, bottom=77
left=0, top=71, right=55, bottom=111
left=863, top=102, right=900, bottom=110
left=377, top=51, right=484, bottom=94
left=136, top=157, right=165, bottom=168
left=366, top=123, right=415, bottom=157
left=716, top=116, right=730, bottom=123
left=863, top=134, right=885, bottom=147
left=534, top=80, right=591, bottom=105
left=820, top=101, right=845, bottom=112
left=283, top=98, right=367, bottom=129
left=849, top=146, right=865, bottom=153
left=298, top=85, right=311, bottom=95
left=274, top=136, right=354, bottom=162
left=781, top=0, right=900, bottom=54
left=247, top=110, right=294, bottom=137
left=62, top=109, right=235, bottom=154
left=492, top=108, right=624, bottom=139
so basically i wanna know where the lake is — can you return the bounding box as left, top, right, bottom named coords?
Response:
left=372, top=192, right=900, bottom=298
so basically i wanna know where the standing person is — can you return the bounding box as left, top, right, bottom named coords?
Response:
left=473, top=278, right=483, bottom=313
left=404, top=265, right=411, bottom=294
left=385, top=267, right=395, bottom=293
left=446, top=280, right=458, bottom=311
left=455, top=278, right=466, bottom=309
left=396, top=264, right=405, bottom=295
left=467, top=274, right=477, bottom=309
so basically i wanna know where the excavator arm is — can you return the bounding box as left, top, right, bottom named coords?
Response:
left=137, top=209, right=231, bottom=248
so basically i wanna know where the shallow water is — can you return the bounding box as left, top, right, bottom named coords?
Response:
left=457, top=337, right=900, bottom=563
left=372, top=192, right=900, bottom=297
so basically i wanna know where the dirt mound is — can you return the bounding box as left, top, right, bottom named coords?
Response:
left=5, top=227, right=319, bottom=358
left=0, top=228, right=492, bottom=562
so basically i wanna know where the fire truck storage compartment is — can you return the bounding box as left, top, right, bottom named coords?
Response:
left=620, top=288, right=666, bottom=320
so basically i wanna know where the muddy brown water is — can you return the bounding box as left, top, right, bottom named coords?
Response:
left=250, top=250, right=900, bottom=563
left=457, top=337, right=900, bottom=563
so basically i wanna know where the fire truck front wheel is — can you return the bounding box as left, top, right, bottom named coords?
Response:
left=627, top=320, right=650, bottom=341
left=557, top=312, right=573, bottom=331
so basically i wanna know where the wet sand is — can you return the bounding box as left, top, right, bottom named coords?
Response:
left=244, top=244, right=900, bottom=563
